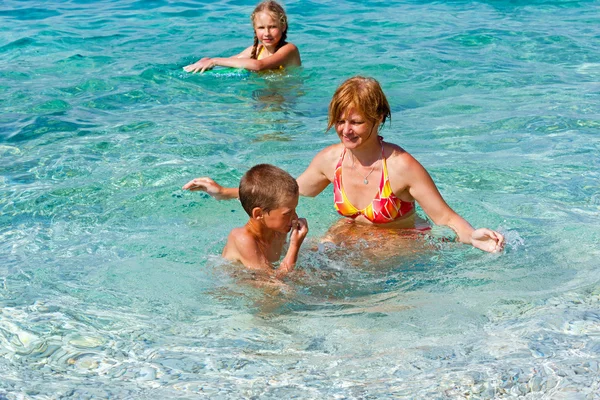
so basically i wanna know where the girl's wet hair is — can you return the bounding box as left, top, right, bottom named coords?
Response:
left=250, top=0, right=289, bottom=60
left=239, top=164, right=298, bottom=216
left=327, top=76, right=392, bottom=131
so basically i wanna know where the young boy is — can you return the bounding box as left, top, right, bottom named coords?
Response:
left=221, top=164, right=308, bottom=279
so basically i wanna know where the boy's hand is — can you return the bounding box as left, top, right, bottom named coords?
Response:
left=182, top=177, right=228, bottom=200
left=289, top=218, right=308, bottom=247
left=278, top=218, right=308, bottom=279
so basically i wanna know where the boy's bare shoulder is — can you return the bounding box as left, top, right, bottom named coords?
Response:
left=223, top=227, right=255, bottom=261
left=227, top=227, right=258, bottom=248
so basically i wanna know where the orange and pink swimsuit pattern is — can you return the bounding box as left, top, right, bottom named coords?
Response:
left=333, top=145, right=414, bottom=224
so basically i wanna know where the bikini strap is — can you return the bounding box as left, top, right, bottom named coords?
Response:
left=335, top=146, right=346, bottom=169
left=379, top=137, right=389, bottom=186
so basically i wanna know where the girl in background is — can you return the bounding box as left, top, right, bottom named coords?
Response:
left=184, top=0, right=301, bottom=73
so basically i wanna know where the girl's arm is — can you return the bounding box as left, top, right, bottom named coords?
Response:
left=397, top=154, right=504, bottom=252
left=183, top=46, right=254, bottom=72
left=185, top=43, right=300, bottom=73
left=234, top=45, right=254, bottom=58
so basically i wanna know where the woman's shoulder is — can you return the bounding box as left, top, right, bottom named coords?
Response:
left=316, top=142, right=343, bottom=158
left=383, top=140, right=421, bottom=170
left=309, top=142, right=343, bottom=168
left=383, top=140, right=409, bottom=158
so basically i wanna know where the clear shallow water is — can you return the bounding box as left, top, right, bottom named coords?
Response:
left=1, top=0, right=599, bottom=398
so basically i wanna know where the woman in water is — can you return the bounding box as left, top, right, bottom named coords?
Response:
left=183, top=0, right=301, bottom=73
left=183, top=76, right=504, bottom=253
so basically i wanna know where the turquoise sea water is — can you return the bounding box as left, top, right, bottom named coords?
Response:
left=1, top=0, right=600, bottom=398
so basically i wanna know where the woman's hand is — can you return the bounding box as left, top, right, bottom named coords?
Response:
left=182, top=177, right=231, bottom=200
left=470, top=228, right=504, bottom=253
left=183, top=57, right=214, bottom=73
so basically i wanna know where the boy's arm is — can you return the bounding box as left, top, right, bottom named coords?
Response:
left=224, top=220, right=308, bottom=280
left=276, top=218, right=308, bottom=279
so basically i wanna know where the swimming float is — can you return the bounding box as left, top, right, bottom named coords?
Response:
left=200, top=68, right=250, bottom=78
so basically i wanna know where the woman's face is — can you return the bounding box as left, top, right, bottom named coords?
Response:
left=253, top=11, right=284, bottom=48
left=335, top=107, right=379, bottom=149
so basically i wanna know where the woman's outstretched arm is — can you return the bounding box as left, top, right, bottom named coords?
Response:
left=182, top=177, right=239, bottom=200
left=395, top=153, right=504, bottom=252
left=183, top=146, right=333, bottom=199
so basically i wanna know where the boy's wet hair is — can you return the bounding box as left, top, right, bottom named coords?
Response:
left=250, top=0, right=289, bottom=60
left=239, top=164, right=298, bottom=216
left=327, top=76, right=392, bottom=131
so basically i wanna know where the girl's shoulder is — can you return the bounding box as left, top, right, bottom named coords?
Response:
left=236, top=45, right=255, bottom=59
left=280, top=42, right=298, bottom=51
left=276, top=42, right=301, bottom=62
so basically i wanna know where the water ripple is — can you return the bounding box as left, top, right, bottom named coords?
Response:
left=0, top=8, right=60, bottom=21
left=1, top=0, right=599, bottom=397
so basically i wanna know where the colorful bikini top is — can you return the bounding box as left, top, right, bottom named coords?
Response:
left=333, top=142, right=415, bottom=224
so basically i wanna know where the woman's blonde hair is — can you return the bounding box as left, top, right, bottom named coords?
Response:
left=250, top=1, right=289, bottom=60
left=327, top=76, right=391, bottom=131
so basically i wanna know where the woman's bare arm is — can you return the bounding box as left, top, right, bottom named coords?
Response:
left=391, top=153, right=504, bottom=252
